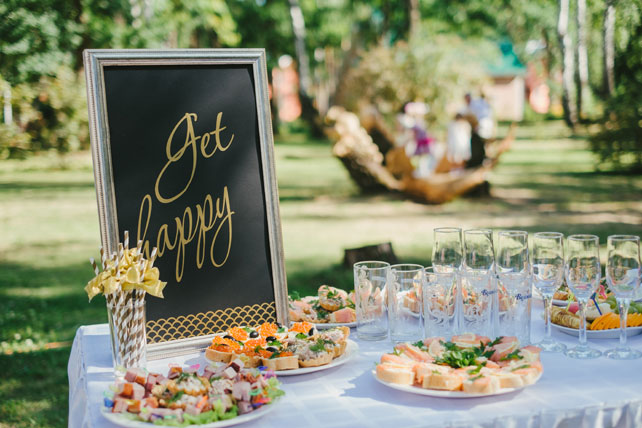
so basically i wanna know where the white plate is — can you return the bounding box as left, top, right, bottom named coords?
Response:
left=102, top=397, right=281, bottom=427
left=275, top=339, right=358, bottom=376
left=313, top=321, right=356, bottom=329
left=552, top=323, right=642, bottom=338
left=373, top=371, right=541, bottom=398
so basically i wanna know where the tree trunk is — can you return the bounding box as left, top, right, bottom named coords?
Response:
left=575, top=0, right=589, bottom=119
left=2, top=84, right=12, bottom=125
left=288, top=0, right=311, bottom=97
left=603, top=0, right=616, bottom=96
left=557, top=0, right=578, bottom=127
left=407, top=0, right=420, bottom=41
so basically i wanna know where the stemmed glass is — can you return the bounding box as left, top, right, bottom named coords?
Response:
left=496, top=230, right=531, bottom=344
left=532, top=232, right=566, bottom=353
left=461, top=229, right=495, bottom=336
left=605, top=235, right=642, bottom=360
left=564, top=235, right=602, bottom=359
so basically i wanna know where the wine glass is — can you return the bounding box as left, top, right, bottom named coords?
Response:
left=462, top=229, right=495, bottom=336
left=564, top=234, right=602, bottom=359
left=532, top=232, right=566, bottom=353
left=496, top=230, right=531, bottom=344
left=605, top=235, right=642, bottom=360
left=432, top=227, right=463, bottom=273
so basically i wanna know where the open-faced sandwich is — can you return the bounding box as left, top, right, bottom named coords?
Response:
left=289, top=286, right=356, bottom=324
left=103, top=360, right=283, bottom=425
left=376, top=334, right=543, bottom=394
left=205, top=321, right=351, bottom=371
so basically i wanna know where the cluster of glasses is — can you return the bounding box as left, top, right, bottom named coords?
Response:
left=352, top=229, right=642, bottom=361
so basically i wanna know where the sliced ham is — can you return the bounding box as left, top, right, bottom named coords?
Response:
left=329, top=307, right=356, bottom=323
left=394, top=343, right=433, bottom=362
left=489, top=336, right=520, bottom=362
left=231, top=381, right=251, bottom=402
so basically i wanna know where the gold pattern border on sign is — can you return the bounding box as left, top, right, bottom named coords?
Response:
left=146, top=302, right=277, bottom=343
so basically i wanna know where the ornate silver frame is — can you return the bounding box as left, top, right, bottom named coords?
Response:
left=83, top=49, right=289, bottom=359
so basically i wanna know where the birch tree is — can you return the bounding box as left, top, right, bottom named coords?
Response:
left=575, top=0, right=589, bottom=118
left=603, top=0, right=617, bottom=96
left=557, top=0, right=578, bottom=127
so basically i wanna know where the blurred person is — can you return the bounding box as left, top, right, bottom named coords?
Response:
left=464, top=92, right=494, bottom=139
left=446, top=113, right=472, bottom=169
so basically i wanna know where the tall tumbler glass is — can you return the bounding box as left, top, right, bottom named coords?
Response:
left=423, top=267, right=458, bottom=338
left=432, top=227, right=463, bottom=332
left=532, top=232, right=566, bottom=353
left=605, top=235, right=642, bottom=360
left=354, top=261, right=390, bottom=341
left=461, top=229, right=495, bottom=337
left=565, top=235, right=602, bottom=359
left=496, top=230, right=532, bottom=345
left=388, top=264, right=424, bottom=343
left=432, top=227, right=463, bottom=272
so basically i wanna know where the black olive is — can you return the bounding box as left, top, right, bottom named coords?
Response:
left=249, top=331, right=259, bottom=338
left=308, top=328, right=315, bottom=336
left=266, top=336, right=277, bottom=342
left=266, top=346, right=278, bottom=352
left=223, top=335, right=234, bottom=340
left=275, top=322, right=283, bottom=328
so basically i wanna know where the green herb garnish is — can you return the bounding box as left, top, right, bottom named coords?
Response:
left=511, top=364, right=530, bottom=371
left=469, top=374, right=484, bottom=382
left=289, top=291, right=302, bottom=301
left=467, top=365, right=483, bottom=375
left=499, top=349, right=523, bottom=361
left=309, top=338, right=333, bottom=353
left=167, top=390, right=184, bottom=404
left=295, top=333, right=307, bottom=340
left=268, top=340, right=282, bottom=348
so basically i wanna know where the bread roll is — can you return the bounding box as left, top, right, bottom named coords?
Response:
left=376, top=363, right=415, bottom=385
left=422, top=372, right=463, bottom=391
left=205, top=348, right=233, bottom=363
left=260, top=355, right=299, bottom=371
left=551, top=306, right=580, bottom=329
left=299, top=352, right=333, bottom=367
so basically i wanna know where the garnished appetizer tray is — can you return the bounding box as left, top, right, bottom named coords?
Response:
left=551, top=306, right=642, bottom=338
left=206, top=322, right=356, bottom=375
left=374, top=334, right=543, bottom=398
left=289, top=286, right=356, bottom=327
left=102, top=361, right=283, bottom=426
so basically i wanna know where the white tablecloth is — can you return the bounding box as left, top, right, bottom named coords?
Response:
left=69, top=303, right=642, bottom=428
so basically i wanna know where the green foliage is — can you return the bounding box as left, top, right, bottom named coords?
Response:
left=590, top=17, right=642, bottom=171
left=340, top=32, right=495, bottom=127
left=0, top=0, right=80, bottom=85
left=0, top=67, right=88, bottom=157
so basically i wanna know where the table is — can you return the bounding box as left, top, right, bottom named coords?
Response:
left=69, top=303, right=642, bottom=428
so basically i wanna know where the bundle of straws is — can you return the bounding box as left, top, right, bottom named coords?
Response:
left=85, top=231, right=166, bottom=369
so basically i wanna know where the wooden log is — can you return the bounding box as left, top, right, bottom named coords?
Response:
left=343, top=242, right=399, bottom=268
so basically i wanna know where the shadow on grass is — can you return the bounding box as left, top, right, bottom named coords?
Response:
left=0, top=347, right=71, bottom=428
left=0, top=260, right=107, bottom=345
left=0, top=181, right=94, bottom=193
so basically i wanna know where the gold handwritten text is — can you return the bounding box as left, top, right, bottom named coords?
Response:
left=137, top=187, right=234, bottom=282
left=155, top=112, right=234, bottom=204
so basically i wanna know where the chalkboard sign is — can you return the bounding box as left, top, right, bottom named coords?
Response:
left=84, top=50, right=288, bottom=358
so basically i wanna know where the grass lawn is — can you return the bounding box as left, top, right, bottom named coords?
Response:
left=1, top=120, right=641, bottom=426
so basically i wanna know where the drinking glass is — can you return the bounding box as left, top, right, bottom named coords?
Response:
left=354, top=261, right=389, bottom=341
left=388, top=264, right=424, bottom=343
left=605, top=235, right=642, bottom=360
left=461, top=229, right=495, bottom=337
left=432, top=227, right=463, bottom=272
left=532, top=232, right=566, bottom=353
left=423, top=267, right=458, bottom=338
left=564, top=235, right=602, bottom=359
left=496, top=230, right=531, bottom=345
left=433, top=227, right=463, bottom=333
